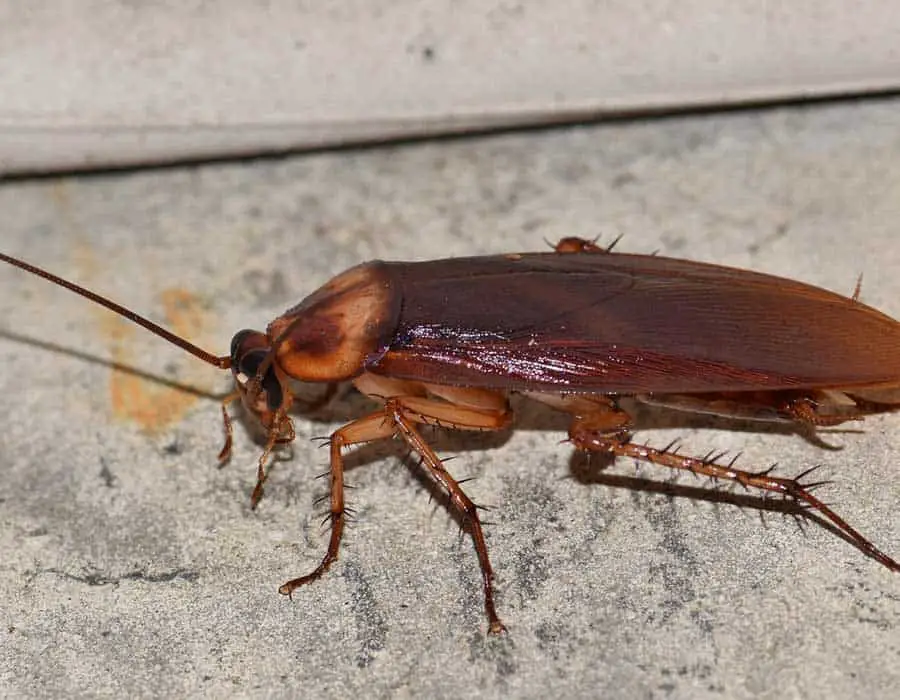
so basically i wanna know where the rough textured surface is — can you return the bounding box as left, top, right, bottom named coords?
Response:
left=2, top=99, right=899, bottom=698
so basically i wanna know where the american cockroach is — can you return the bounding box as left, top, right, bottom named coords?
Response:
left=2, top=237, right=899, bottom=634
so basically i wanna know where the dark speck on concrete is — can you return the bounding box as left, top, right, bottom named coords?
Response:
left=99, top=456, right=116, bottom=488
left=163, top=439, right=183, bottom=456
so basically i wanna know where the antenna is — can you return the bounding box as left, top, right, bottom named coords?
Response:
left=1, top=252, right=231, bottom=370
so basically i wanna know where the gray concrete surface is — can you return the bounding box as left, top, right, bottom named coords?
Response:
left=1, top=99, right=899, bottom=698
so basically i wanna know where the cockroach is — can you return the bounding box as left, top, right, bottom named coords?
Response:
left=2, top=237, right=899, bottom=634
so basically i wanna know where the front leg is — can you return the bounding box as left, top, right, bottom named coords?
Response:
left=278, top=408, right=395, bottom=596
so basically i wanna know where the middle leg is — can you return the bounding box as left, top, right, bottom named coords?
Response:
left=280, top=377, right=513, bottom=633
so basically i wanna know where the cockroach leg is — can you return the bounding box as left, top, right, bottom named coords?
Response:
left=250, top=411, right=296, bottom=509
left=217, top=390, right=242, bottom=463
left=382, top=396, right=511, bottom=634
left=553, top=236, right=613, bottom=254
left=543, top=397, right=900, bottom=573
left=598, top=436, right=899, bottom=573
left=279, top=388, right=511, bottom=634
left=780, top=392, right=867, bottom=427
left=277, top=412, right=379, bottom=597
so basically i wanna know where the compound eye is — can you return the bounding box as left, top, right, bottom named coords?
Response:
left=230, top=329, right=258, bottom=366
left=235, top=348, right=266, bottom=386
left=234, top=348, right=284, bottom=411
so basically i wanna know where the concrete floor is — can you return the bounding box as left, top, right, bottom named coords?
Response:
left=1, top=99, right=899, bottom=698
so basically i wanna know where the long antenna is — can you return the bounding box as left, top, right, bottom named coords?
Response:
left=1, top=252, right=231, bottom=370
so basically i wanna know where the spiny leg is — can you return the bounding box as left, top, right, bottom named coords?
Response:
left=780, top=392, right=869, bottom=427
left=553, top=236, right=619, bottom=254
left=529, top=393, right=900, bottom=572
left=582, top=434, right=899, bottom=572
left=355, top=375, right=512, bottom=631
left=383, top=396, right=511, bottom=634
left=220, top=382, right=336, bottom=503
left=249, top=411, right=296, bottom=508
left=279, top=388, right=511, bottom=633
left=217, top=390, right=242, bottom=463
left=278, top=409, right=396, bottom=595
left=217, top=391, right=295, bottom=482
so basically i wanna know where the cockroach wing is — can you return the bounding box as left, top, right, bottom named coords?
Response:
left=367, top=253, right=900, bottom=394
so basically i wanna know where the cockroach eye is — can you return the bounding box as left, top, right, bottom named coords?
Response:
left=230, top=329, right=257, bottom=366
left=236, top=348, right=284, bottom=411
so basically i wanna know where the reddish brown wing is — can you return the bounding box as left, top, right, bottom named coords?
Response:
left=367, top=253, right=900, bottom=394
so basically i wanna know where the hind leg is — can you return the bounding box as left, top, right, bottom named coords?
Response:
left=526, top=392, right=899, bottom=572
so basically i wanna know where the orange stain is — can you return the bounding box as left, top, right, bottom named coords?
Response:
left=104, top=288, right=216, bottom=433
left=61, top=232, right=219, bottom=433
